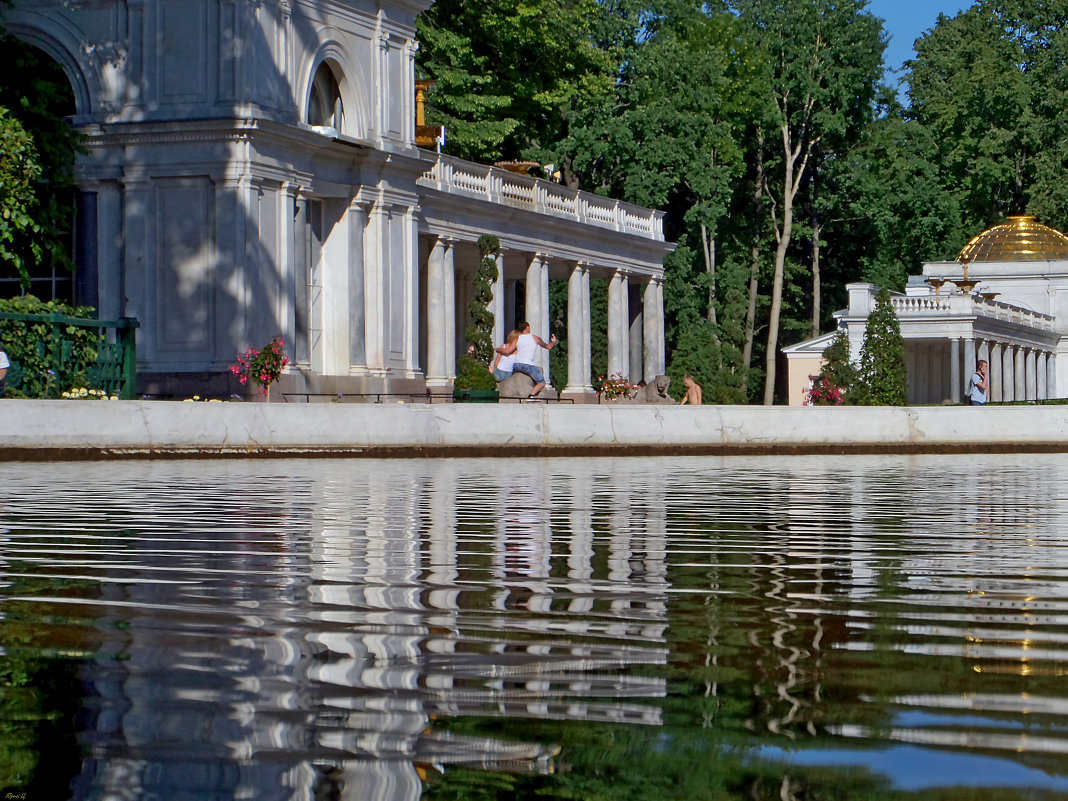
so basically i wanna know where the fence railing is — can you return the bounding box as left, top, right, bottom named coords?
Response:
left=0, top=312, right=139, bottom=399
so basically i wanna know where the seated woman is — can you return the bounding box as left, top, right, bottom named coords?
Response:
left=491, top=329, right=519, bottom=381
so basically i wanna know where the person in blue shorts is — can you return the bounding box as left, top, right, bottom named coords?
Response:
left=499, top=321, right=556, bottom=397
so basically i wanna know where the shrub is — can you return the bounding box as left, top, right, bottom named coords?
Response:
left=809, top=328, right=857, bottom=405
left=0, top=294, right=102, bottom=398
left=853, top=287, right=907, bottom=406
left=231, top=335, right=289, bottom=399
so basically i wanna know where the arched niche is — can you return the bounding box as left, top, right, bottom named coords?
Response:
left=2, top=20, right=94, bottom=117
left=307, top=60, right=343, bottom=131
left=302, top=39, right=369, bottom=140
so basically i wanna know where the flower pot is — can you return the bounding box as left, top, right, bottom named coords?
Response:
left=453, top=389, right=499, bottom=403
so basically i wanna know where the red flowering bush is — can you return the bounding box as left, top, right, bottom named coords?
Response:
left=597, top=372, right=638, bottom=401
left=806, top=375, right=844, bottom=406
left=231, top=335, right=289, bottom=398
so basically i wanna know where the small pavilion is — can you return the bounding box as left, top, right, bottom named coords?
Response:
left=785, top=216, right=1068, bottom=405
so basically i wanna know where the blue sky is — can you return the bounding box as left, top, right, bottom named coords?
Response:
left=867, top=0, right=973, bottom=82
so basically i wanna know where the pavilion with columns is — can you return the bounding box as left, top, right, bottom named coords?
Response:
left=5, top=0, right=671, bottom=401
left=786, top=216, right=1068, bottom=405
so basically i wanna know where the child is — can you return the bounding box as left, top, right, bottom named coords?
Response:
left=679, top=374, right=702, bottom=405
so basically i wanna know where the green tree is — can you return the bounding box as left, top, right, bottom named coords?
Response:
left=730, top=0, right=884, bottom=405
left=904, top=1, right=1068, bottom=236
left=811, top=326, right=857, bottom=403
left=415, top=0, right=616, bottom=165
left=558, top=4, right=761, bottom=398
left=853, top=287, right=906, bottom=406
left=0, top=28, right=81, bottom=292
left=0, top=108, right=40, bottom=286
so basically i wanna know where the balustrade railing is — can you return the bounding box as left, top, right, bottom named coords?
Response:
left=888, top=293, right=1055, bottom=330
left=419, top=154, right=665, bottom=240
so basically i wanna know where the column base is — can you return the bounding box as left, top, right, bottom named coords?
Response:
left=561, top=388, right=598, bottom=404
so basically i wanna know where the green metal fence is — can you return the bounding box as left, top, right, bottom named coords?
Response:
left=0, top=312, right=139, bottom=399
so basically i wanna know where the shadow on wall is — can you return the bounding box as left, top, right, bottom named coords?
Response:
left=4, top=1, right=385, bottom=396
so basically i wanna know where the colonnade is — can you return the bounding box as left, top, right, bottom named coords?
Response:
left=948, top=337, right=1056, bottom=402
left=424, top=235, right=666, bottom=396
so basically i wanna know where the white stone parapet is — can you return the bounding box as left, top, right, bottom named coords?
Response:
left=4, top=400, right=1068, bottom=458
left=890, top=294, right=1057, bottom=330
left=419, top=154, right=666, bottom=240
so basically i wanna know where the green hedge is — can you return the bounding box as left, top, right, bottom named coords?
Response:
left=0, top=295, right=103, bottom=398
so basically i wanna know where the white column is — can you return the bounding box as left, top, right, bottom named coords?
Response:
left=1002, top=343, right=1014, bottom=402
left=539, top=253, right=551, bottom=385
left=403, top=203, right=420, bottom=377
left=1038, top=350, right=1048, bottom=400
left=619, top=272, right=630, bottom=380
left=582, top=266, right=592, bottom=390
left=949, top=337, right=961, bottom=403
left=629, top=285, right=643, bottom=384
left=643, top=277, right=657, bottom=382
left=444, top=239, right=456, bottom=381
left=964, top=338, right=976, bottom=387
left=1048, top=352, right=1057, bottom=398
left=525, top=253, right=550, bottom=383
left=607, top=269, right=626, bottom=378
left=655, top=278, right=666, bottom=375
left=491, top=250, right=505, bottom=348
left=1026, top=348, right=1038, bottom=400
left=425, top=236, right=448, bottom=387
left=565, top=262, right=592, bottom=395
left=1014, top=345, right=1026, bottom=401
left=989, top=342, right=1002, bottom=402
left=363, top=202, right=388, bottom=373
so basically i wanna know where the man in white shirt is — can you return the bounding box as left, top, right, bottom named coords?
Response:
left=499, top=321, right=556, bottom=397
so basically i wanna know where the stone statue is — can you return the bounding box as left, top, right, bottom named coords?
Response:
left=626, top=374, right=675, bottom=404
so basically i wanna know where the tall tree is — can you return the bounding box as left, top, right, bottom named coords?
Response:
left=415, top=0, right=616, bottom=164
left=906, top=1, right=1068, bottom=233
left=731, top=0, right=884, bottom=404
left=558, top=3, right=761, bottom=397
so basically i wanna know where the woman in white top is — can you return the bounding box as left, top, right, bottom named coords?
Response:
left=497, top=321, right=557, bottom=396
left=492, top=329, right=520, bottom=381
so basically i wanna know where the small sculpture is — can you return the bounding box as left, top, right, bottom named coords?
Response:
left=626, top=375, right=675, bottom=404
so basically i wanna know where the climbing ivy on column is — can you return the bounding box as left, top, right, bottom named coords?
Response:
left=454, top=234, right=500, bottom=390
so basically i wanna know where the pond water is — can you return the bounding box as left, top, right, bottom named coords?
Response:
left=2, top=455, right=1068, bottom=800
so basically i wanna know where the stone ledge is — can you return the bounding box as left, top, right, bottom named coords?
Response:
left=1, top=400, right=1066, bottom=460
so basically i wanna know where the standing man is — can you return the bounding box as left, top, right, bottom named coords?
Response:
left=968, top=359, right=988, bottom=405
left=501, top=321, right=557, bottom=397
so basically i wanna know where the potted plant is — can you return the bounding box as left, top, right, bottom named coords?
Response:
left=453, top=234, right=500, bottom=402
left=231, top=335, right=289, bottom=401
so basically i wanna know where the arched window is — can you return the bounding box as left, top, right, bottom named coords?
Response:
left=0, top=41, right=78, bottom=302
left=307, top=62, right=343, bottom=131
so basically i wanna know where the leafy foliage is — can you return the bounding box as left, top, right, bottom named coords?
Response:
left=0, top=108, right=41, bottom=286
left=415, top=0, right=616, bottom=164
left=853, top=288, right=906, bottom=406
left=230, top=336, right=289, bottom=396
left=812, top=327, right=857, bottom=403
left=0, top=294, right=102, bottom=398
left=455, top=235, right=500, bottom=391
left=0, top=30, right=81, bottom=291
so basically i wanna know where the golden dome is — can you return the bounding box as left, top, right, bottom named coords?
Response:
left=957, top=215, right=1068, bottom=262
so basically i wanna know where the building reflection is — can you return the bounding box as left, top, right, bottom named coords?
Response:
left=66, top=459, right=668, bottom=801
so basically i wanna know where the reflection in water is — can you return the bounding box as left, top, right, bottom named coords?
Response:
left=1, top=456, right=1068, bottom=799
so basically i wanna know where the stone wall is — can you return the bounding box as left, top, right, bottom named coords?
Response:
left=2, top=400, right=1066, bottom=459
